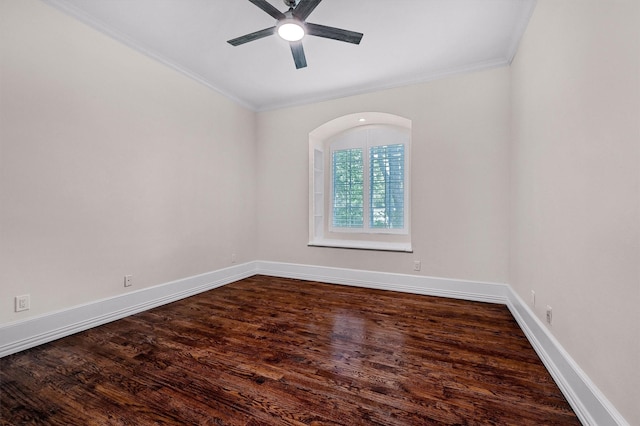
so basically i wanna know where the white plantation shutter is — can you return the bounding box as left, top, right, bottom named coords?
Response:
left=332, top=148, right=364, bottom=228
left=330, top=127, right=408, bottom=234
left=369, top=144, right=405, bottom=229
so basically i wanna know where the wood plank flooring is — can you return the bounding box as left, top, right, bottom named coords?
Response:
left=1, top=275, right=580, bottom=425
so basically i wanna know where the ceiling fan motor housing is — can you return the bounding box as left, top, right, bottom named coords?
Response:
left=228, top=0, right=363, bottom=69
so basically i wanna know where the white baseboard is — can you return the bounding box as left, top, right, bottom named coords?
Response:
left=0, top=262, right=256, bottom=358
left=254, top=260, right=509, bottom=304
left=506, top=289, right=629, bottom=426
left=0, top=261, right=628, bottom=425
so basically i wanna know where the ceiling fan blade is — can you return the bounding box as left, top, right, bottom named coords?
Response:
left=227, top=27, right=276, bottom=46
left=290, top=41, right=307, bottom=69
left=248, top=0, right=285, bottom=20
left=293, top=0, right=322, bottom=21
left=306, top=23, right=363, bottom=44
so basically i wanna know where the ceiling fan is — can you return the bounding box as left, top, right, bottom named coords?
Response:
left=227, top=0, right=363, bottom=69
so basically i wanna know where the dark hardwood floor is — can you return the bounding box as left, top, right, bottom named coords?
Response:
left=1, top=275, right=580, bottom=425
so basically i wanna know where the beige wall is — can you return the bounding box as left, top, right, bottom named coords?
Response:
left=256, top=68, right=511, bottom=283
left=2, top=0, right=638, bottom=422
left=0, top=0, right=257, bottom=323
left=510, top=1, right=640, bottom=423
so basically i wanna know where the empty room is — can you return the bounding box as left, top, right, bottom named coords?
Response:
left=1, top=0, right=638, bottom=424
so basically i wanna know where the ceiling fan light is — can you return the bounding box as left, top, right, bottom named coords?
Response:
left=278, top=21, right=305, bottom=42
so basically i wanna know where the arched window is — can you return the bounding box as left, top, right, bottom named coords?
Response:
left=309, top=113, right=412, bottom=252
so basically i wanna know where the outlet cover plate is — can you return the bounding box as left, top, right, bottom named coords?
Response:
left=15, top=294, right=30, bottom=312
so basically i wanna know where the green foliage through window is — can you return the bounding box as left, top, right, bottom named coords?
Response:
left=332, top=149, right=364, bottom=228
left=370, top=144, right=404, bottom=229
left=332, top=144, right=405, bottom=230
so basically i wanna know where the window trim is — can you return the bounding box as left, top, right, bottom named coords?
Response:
left=309, top=112, right=412, bottom=252
left=329, top=129, right=408, bottom=235
left=308, top=238, right=412, bottom=252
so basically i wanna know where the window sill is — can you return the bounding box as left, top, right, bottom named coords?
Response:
left=308, top=239, right=412, bottom=253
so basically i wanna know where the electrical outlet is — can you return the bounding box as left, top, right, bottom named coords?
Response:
left=531, top=290, right=536, bottom=307
left=231, top=253, right=237, bottom=264
left=546, top=305, right=552, bottom=325
left=413, top=260, right=421, bottom=271
left=15, top=294, right=30, bottom=312
left=124, top=275, right=133, bottom=287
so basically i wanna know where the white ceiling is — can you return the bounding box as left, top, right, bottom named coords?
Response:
left=43, top=0, right=536, bottom=111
